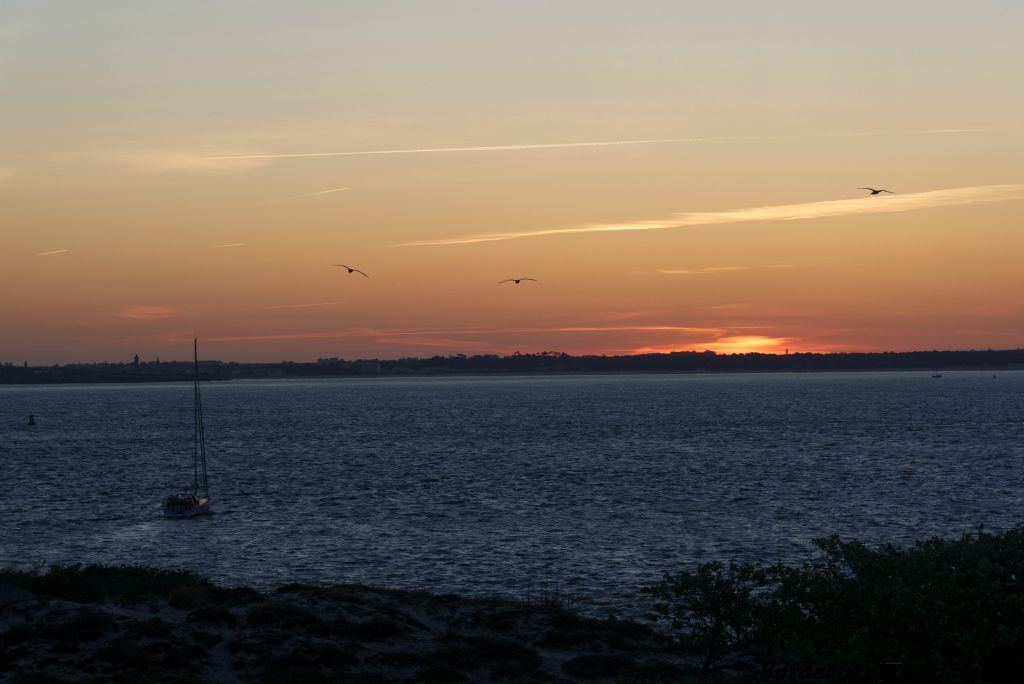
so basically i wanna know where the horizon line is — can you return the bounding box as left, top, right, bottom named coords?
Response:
left=13, top=346, right=1024, bottom=367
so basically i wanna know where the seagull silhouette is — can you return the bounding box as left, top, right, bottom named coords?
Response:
left=498, top=278, right=537, bottom=284
left=858, top=187, right=893, bottom=195
left=333, top=264, right=369, bottom=278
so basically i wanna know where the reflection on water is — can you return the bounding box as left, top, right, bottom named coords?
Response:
left=2, top=372, right=1023, bottom=613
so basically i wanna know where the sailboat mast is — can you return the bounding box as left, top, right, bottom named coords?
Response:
left=192, top=339, right=200, bottom=495
left=193, top=338, right=210, bottom=499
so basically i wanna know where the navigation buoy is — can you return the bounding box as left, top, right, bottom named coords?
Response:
left=28, top=414, right=35, bottom=426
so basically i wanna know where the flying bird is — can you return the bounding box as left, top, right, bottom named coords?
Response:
left=498, top=278, right=537, bottom=284
left=333, top=264, right=368, bottom=278
left=858, top=187, right=893, bottom=195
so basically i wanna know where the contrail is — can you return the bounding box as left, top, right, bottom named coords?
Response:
left=211, top=243, right=246, bottom=248
left=204, top=127, right=981, bottom=161
left=258, top=186, right=351, bottom=206
left=35, top=249, right=69, bottom=256
left=277, top=186, right=349, bottom=200
left=398, top=184, right=1024, bottom=247
left=206, top=138, right=728, bottom=160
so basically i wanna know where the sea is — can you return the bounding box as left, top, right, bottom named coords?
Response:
left=2, top=371, right=1022, bottom=615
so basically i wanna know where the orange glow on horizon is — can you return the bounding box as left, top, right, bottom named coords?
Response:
left=630, top=336, right=816, bottom=356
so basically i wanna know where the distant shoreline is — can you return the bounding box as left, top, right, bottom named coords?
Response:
left=3, top=348, right=1024, bottom=384
left=0, top=367, right=1019, bottom=386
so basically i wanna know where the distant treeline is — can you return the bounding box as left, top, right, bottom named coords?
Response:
left=4, top=348, right=1024, bottom=384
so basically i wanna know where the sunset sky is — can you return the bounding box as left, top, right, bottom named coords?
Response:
left=2, top=1, right=1023, bottom=363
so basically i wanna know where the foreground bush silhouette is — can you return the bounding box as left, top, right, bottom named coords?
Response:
left=0, top=562, right=258, bottom=607
left=643, top=524, right=1024, bottom=681
left=641, top=561, right=769, bottom=674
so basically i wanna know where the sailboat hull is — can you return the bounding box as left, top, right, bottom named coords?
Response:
left=162, top=497, right=213, bottom=518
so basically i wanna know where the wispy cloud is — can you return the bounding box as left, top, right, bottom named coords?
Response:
left=203, top=126, right=982, bottom=162
left=651, top=264, right=796, bottom=276
left=35, top=249, right=70, bottom=257
left=205, top=138, right=708, bottom=161
left=210, top=243, right=246, bottom=249
left=544, top=325, right=720, bottom=334
left=266, top=186, right=349, bottom=203
left=594, top=309, right=664, bottom=322
left=106, top=150, right=271, bottom=174
left=262, top=301, right=343, bottom=310
left=381, top=324, right=725, bottom=336
left=702, top=303, right=752, bottom=311
left=197, top=323, right=828, bottom=356
left=374, top=335, right=504, bottom=351
left=205, top=324, right=724, bottom=344
left=812, top=128, right=982, bottom=138
left=207, top=329, right=376, bottom=343
left=116, top=305, right=182, bottom=321
left=400, top=184, right=1024, bottom=246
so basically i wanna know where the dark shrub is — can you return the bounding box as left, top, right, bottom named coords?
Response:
left=767, top=529, right=1024, bottom=680
left=187, top=605, right=237, bottom=625
left=642, top=561, right=769, bottom=673
left=39, top=606, right=116, bottom=642
left=561, top=653, right=635, bottom=680
left=643, top=524, right=1024, bottom=681
left=7, top=673, right=65, bottom=684
left=1, top=623, right=31, bottom=648
left=258, top=665, right=331, bottom=684
left=136, top=617, right=172, bottom=638
left=414, top=663, right=469, bottom=683
left=433, top=634, right=541, bottom=679
left=244, top=601, right=329, bottom=634
left=342, top=616, right=405, bottom=641
left=0, top=564, right=215, bottom=605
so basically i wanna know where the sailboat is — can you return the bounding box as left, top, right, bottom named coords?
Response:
left=162, top=339, right=213, bottom=518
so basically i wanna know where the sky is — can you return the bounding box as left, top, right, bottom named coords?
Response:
left=2, top=0, right=1023, bottom=363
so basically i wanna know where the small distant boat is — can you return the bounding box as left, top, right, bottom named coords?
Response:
left=932, top=373, right=943, bottom=379
left=163, top=339, right=212, bottom=518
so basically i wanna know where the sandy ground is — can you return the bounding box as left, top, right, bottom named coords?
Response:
left=0, top=579, right=717, bottom=683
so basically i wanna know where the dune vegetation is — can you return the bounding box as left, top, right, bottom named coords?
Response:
left=3, top=524, right=1023, bottom=682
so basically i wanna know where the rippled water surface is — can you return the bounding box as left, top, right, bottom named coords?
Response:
left=2, top=372, right=1023, bottom=613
